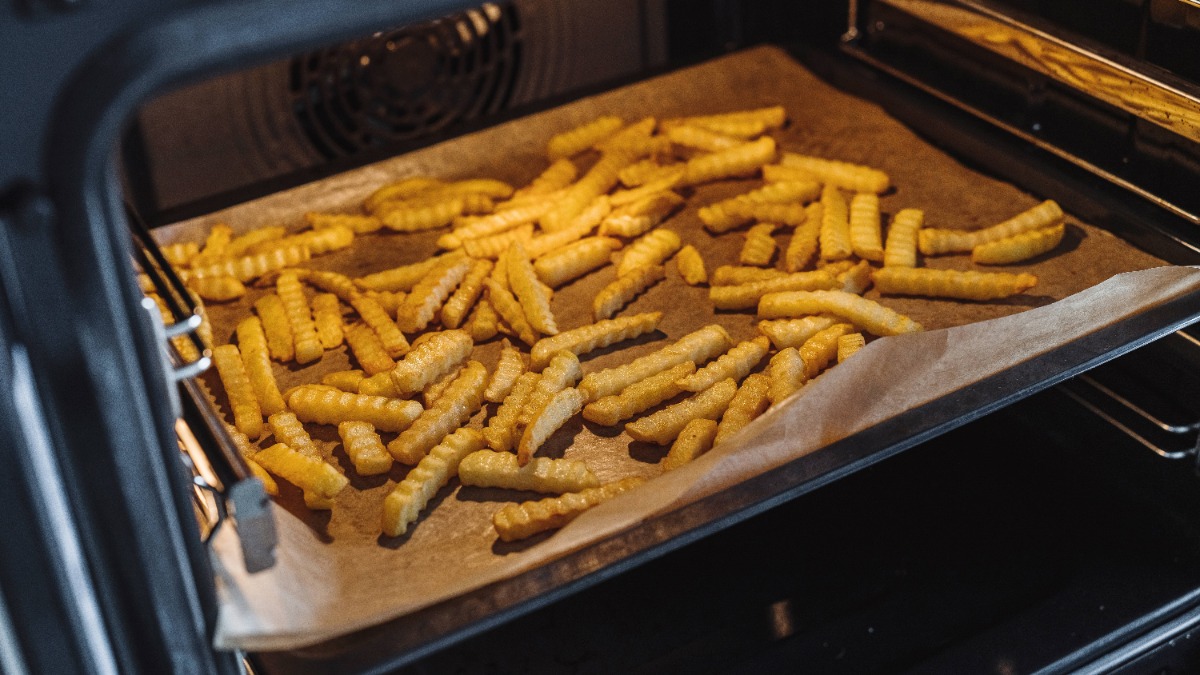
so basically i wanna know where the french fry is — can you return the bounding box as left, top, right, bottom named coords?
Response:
left=838, top=259, right=874, bottom=295
left=513, top=158, right=578, bottom=198
left=518, top=351, right=583, bottom=430
left=541, top=151, right=636, bottom=231
left=465, top=297, right=500, bottom=342
left=619, top=159, right=684, bottom=188
left=438, top=258, right=493, bottom=329
left=737, top=180, right=822, bottom=205
left=595, top=116, right=656, bottom=153
left=784, top=203, right=823, bottom=272
left=212, top=344, right=262, bottom=439
left=711, top=265, right=786, bottom=286
left=484, top=371, right=540, bottom=452
left=368, top=290, right=406, bottom=318
left=235, top=317, right=286, bottom=416
left=396, top=256, right=472, bottom=333
left=849, top=193, right=884, bottom=262
left=458, top=450, right=600, bottom=493
left=757, top=316, right=842, bottom=349
left=676, top=245, right=707, bottom=285
left=267, top=411, right=321, bottom=458
left=838, top=332, right=866, bottom=362
left=918, top=200, right=1064, bottom=255
left=608, top=171, right=683, bottom=208
left=666, top=124, right=744, bottom=152
left=714, top=373, right=771, bottom=446
left=355, top=254, right=458, bottom=293
left=617, top=229, right=681, bottom=277
left=344, top=322, right=396, bottom=376
left=505, top=242, right=558, bottom=335
left=530, top=312, right=662, bottom=371
left=275, top=272, right=323, bottom=364
left=662, top=418, right=719, bottom=471
left=364, top=176, right=443, bottom=212
left=599, top=191, right=683, bottom=237
left=699, top=200, right=807, bottom=233
left=441, top=202, right=552, bottom=249
left=884, top=208, right=924, bottom=268
left=873, top=267, right=1039, bottom=300
left=534, top=236, right=621, bottom=288
left=666, top=106, right=786, bottom=130
left=626, top=378, right=738, bottom=445
left=286, top=268, right=359, bottom=302
left=183, top=244, right=311, bottom=283
left=422, top=363, right=463, bottom=408
left=525, top=196, right=610, bottom=258
left=347, top=292, right=409, bottom=359
left=381, top=428, right=485, bottom=537
left=758, top=290, right=923, bottom=336
left=462, top=224, right=534, bottom=259
left=254, top=226, right=354, bottom=257
left=739, top=223, right=778, bottom=267
left=379, top=197, right=465, bottom=232
left=306, top=212, right=383, bottom=234
left=582, top=361, right=695, bottom=426
left=593, top=264, right=666, bottom=321
left=253, top=443, right=348, bottom=500
left=578, top=324, right=732, bottom=401
left=971, top=223, right=1065, bottom=265
left=161, top=241, right=199, bottom=268
left=707, top=270, right=838, bottom=310
left=287, top=385, right=424, bottom=433
left=818, top=259, right=857, bottom=276
left=779, top=153, right=891, bottom=194
left=676, top=336, right=769, bottom=392
left=387, top=361, right=488, bottom=464
left=338, top=421, right=393, bottom=476
left=321, top=369, right=366, bottom=393
left=766, top=348, right=806, bottom=406
left=386, top=329, right=473, bottom=397
left=818, top=185, right=852, bottom=262
left=800, top=323, right=855, bottom=378
left=679, top=117, right=766, bottom=138
left=309, top=293, right=344, bottom=349
left=187, top=275, right=246, bottom=302
left=484, top=279, right=538, bottom=346
left=485, top=339, right=526, bottom=402
left=492, top=477, right=644, bottom=542
left=518, top=387, right=585, bottom=465
left=547, top=115, right=623, bottom=160
left=224, top=423, right=278, bottom=495
left=680, top=136, right=776, bottom=185
left=192, top=223, right=233, bottom=266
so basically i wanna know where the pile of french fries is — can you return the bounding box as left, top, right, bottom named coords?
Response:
left=145, top=104, right=1069, bottom=543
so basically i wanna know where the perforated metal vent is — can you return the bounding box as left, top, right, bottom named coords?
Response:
left=289, top=4, right=522, bottom=159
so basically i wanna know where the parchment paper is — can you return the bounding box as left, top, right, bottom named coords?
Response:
left=156, top=47, right=1200, bottom=650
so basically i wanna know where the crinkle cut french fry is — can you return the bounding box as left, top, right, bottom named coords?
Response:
left=849, top=193, right=884, bottom=262
left=626, top=378, right=738, bottom=445
left=338, top=421, right=393, bottom=476
left=668, top=106, right=786, bottom=130
left=235, top=317, right=286, bottom=416
left=254, top=442, right=348, bottom=500
left=800, top=323, right=856, bottom=378
left=739, top=223, right=778, bottom=267
left=680, top=116, right=765, bottom=138
left=513, top=158, right=578, bottom=198
left=819, top=185, right=852, bottom=262
left=608, top=172, right=683, bottom=208
left=267, top=411, right=321, bottom=459
left=884, top=208, right=924, bottom=268
left=441, top=202, right=552, bottom=250
left=738, top=180, right=821, bottom=205
left=619, top=159, right=684, bottom=188
left=757, top=316, right=842, bottom=349
left=382, top=428, right=484, bottom=537
left=838, top=332, right=866, bottom=362
left=518, top=351, right=583, bottom=430
left=675, top=245, right=707, bottom=286
left=676, top=336, right=769, bottom=393
left=485, top=339, right=526, bottom=402
left=322, top=369, right=366, bottom=392
left=505, top=242, right=557, bottom=335
left=483, top=279, right=538, bottom=346
left=617, top=229, right=681, bottom=277
left=711, top=265, right=787, bottom=286
left=758, top=290, right=923, bottom=336
left=183, top=244, right=311, bottom=283
left=147, top=293, right=201, bottom=363
left=212, top=344, right=262, bottom=439
left=225, top=423, right=279, bottom=495
left=396, top=256, right=472, bottom=333
left=582, top=361, right=694, bottom=426
left=541, top=151, right=636, bottom=231
left=288, top=385, right=424, bottom=433
left=518, top=387, right=585, bottom=465
left=779, top=153, right=891, bottom=194
left=344, top=322, right=396, bottom=377
left=421, top=363, right=463, bottom=408
left=458, top=450, right=600, bottom=493
left=838, top=260, right=874, bottom=295
left=484, top=371, right=540, bottom=452
left=873, top=267, right=1038, bottom=300
left=192, top=223, right=233, bottom=266
left=593, top=264, right=665, bottom=321
left=367, top=290, right=406, bottom=318
left=466, top=297, right=500, bottom=342
left=275, top=271, right=323, bottom=364
left=714, top=373, right=771, bottom=446
left=666, top=124, right=744, bottom=152
left=289, top=268, right=360, bottom=302
left=380, top=197, right=465, bottom=232
left=699, top=200, right=806, bottom=234
left=349, top=292, right=409, bottom=358
left=547, top=115, right=623, bottom=160
left=306, top=211, right=382, bottom=234
left=310, top=293, right=345, bottom=349
left=595, top=116, right=656, bottom=153
left=387, top=361, right=487, bottom=464
left=681, top=136, right=776, bottom=185
left=161, top=241, right=199, bottom=268
left=271, top=226, right=356, bottom=256
left=534, top=236, right=621, bottom=288
left=918, top=199, right=1064, bottom=255
left=440, top=258, right=493, bottom=329
left=766, top=348, right=806, bottom=406
left=663, top=418, right=719, bottom=471
left=578, top=324, right=733, bottom=402
left=599, top=191, right=683, bottom=237
left=492, top=477, right=645, bottom=542
left=530, top=311, right=662, bottom=371
left=387, top=329, right=473, bottom=397
left=525, top=197, right=610, bottom=258
left=971, top=223, right=1065, bottom=265
left=462, top=224, right=534, bottom=259
left=187, top=275, right=246, bottom=302
left=784, top=202, right=822, bottom=273
left=364, top=176, right=443, bottom=212
left=708, top=270, right=838, bottom=310
left=355, top=254, right=458, bottom=293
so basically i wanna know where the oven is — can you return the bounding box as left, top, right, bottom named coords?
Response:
left=3, top=1, right=1200, bottom=673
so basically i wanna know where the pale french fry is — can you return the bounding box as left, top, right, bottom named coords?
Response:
left=530, top=312, right=662, bottom=371
left=235, top=317, right=286, bottom=416
left=212, top=344, right=262, bottom=438
left=492, top=477, right=645, bottom=542
left=676, top=336, right=769, bottom=393
left=364, top=177, right=443, bottom=212
left=873, top=267, right=1038, bottom=300
left=346, top=292, right=408, bottom=359
left=267, top=411, right=320, bottom=458
left=626, top=378, right=738, bottom=445
left=707, top=270, right=838, bottom=310
left=714, top=373, right=771, bottom=446
left=599, top=191, right=683, bottom=238
left=739, top=223, right=778, bottom=267
left=396, top=256, right=472, bottom=333
left=918, top=200, right=1064, bottom=255
left=578, top=324, right=733, bottom=401
left=387, top=361, right=488, bottom=464
left=187, top=275, right=246, bottom=302
left=838, top=332, right=866, bottom=362
left=619, top=159, right=684, bottom=188
left=192, top=223, right=233, bottom=266
left=224, top=423, right=278, bottom=495
left=518, top=387, right=585, bottom=465
left=381, top=428, right=485, bottom=537
left=484, top=339, right=526, bottom=403
left=675, top=245, right=708, bottom=286
left=779, top=153, right=891, bottom=193
left=338, top=421, right=393, bottom=476
left=422, top=363, right=463, bottom=408
left=582, top=361, right=695, bottom=426
left=680, top=136, right=776, bottom=185
left=547, top=115, right=623, bottom=160
left=183, top=245, right=311, bottom=283
left=356, top=254, right=459, bottom=293
left=818, top=184, right=852, bottom=262
left=662, top=418, right=719, bottom=471
left=766, top=348, right=806, bottom=406
left=711, top=265, right=787, bottom=286
left=254, top=442, right=348, bottom=500
left=665, top=124, right=744, bottom=152
left=617, top=229, right=681, bottom=277
left=343, top=322, right=396, bottom=377
left=379, top=197, right=465, bottom=232
left=593, top=264, right=666, bottom=321
left=595, top=116, right=656, bottom=153
left=533, top=236, right=621, bottom=288
left=971, top=223, right=1065, bottom=264
left=513, top=158, right=578, bottom=198
left=525, top=196, right=610, bottom=258
left=466, top=297, right=501, bottom=342
left=322, top=369, right=366, bottom=393
left=799, top=323, right=855, bottom=378
left=759, top=290, right=923, bottom=336
left=459, top=450, right=600, bottom=493
left=484, top=371, right=540, bottom=452
left=884, top=208, right=924, bottom=268
left=306, top=212, right=383, bottom=234
left=849, top=193, right=883, bottom=262
left=275, top=272, right=323, bottom=364
left=505, top=242, right=558, bottom=335
left=757, top=316, right=842, bottom=349
left=385, top=329, right=473, bottom=397
left=783, top=203, right=823, bottom=272
left=518, top=351, right=583, bottom=430
left=309, top=293, right=345, bottom=349
left=161, top=241, right=199, bottom=268
left=484, top=279, right=538, bottom=345
left=699, top=200, right=806, bottom=233
left=288, top=385, right=424, bottom=433
left=608, top=172, right=683, bottom=208
left=838, top=260, right=874, bottom=295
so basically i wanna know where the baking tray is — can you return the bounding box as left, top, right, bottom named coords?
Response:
left=153, top=46, right=1200, bottom=670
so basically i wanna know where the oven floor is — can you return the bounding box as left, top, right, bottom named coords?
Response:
left=389, top=386, right=1200, bottom=674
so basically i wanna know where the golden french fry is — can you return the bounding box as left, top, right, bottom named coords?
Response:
left=343, top=322, right=396, bottom=377
left=666, top=106, right=786, bottom=130
left=541, top=152, right=636, bottom=231
left=582, top=361, right=694, bottom=426
left=617, top=229, right=681, bottom=277
left=599, top=191, right=683, bottom=238
left=971, top=223, right=1065, bottom=264
left=387, top=361, right=488, bottom=464
left=309, top=293, right=345, bottom=349
left=838, top=260, right=874, bottom=295
left=779, top=153, right=891, bottom=193
left=525, top=197, right=610, bottom=258
left=739, top=180, right=822, bottom=205
left=534, top=236, right=621, bottom=288
left=348, top=292, right=409, bottom=358
left=213, top=344, right=262, bottom=438
left=161, top=241, right=199, bottom=268
left=288, top=385, right=423, bottom=432
left=663, top=418, right=719, bottom=471
left=884, top=208, right=924, bottom=268
left=800, top=323, right=855, bottom=378
left=505, top=242, right=558, bottom=335
left=595, top=117, right=657, bottom=153
left=676, top=336, right=769, bottom=393
left=766, top=348, right=806, bottom=406
left=711, top=265, right=786, bottom=286
left=280, top=268, right=358, bottom=301
left=849, top=193, right=883, bottom=262
left=235, top=317, right=286, bottom=416
left=518, top=351, right=583, bottom=431
left=784, top=202, right=823, bottom=272
left=818, top=259, right=857, bottom=276
left=192, top=223, right=233, bottom=266
left=385, top=329, right=473, bottom=397
left=513, top=158, right=578, bottom=198
left=714, top=373, right=771, bottom=446
left=675, top=245, right=708, bottom=286
left=708, top=270, right=838, bottom=310
left=396, top=256, right=473, bottom=333
left=678, top=117, right=765, bottom=138
left=838, top=332, right=866, bottom=362
left=306, top=212, right=382, bottom=234
left=439, top=259, right=493, bottom=329
left=484, top=279, right=538, bottom=345
left=919, top=200, right=1064, bottom=255
left=680, top=136, right=776, bottom=185
left=368, top=290, right=406, bottom=318
left=322, top=369, right=365, bottom=392
left=382, top=428, right=484, bottom=537
left=518, top=387, right=585, bottom=465
left=260, top=226, right=355, bottom=257
left=465, top=297, right=500, bottom=342
left=379, top=197, right=464, bottom=232
left=619, top=159, right=685, bottom=188
left=224, top=423, right=278, bottom=495
left=873, top=267, right=1038, bottom=300
left=608, top=171, right=684, bottom=208
left=460, top=224, right=532, bottom=259
left=547, top=115, right=623, bottom=160
left=759, top=290, right=923, bottom=336
left=275, top=272, right=323, bottom=364
left=578, top=324, right=733, bottom=401
left=266, top=411, right=321, bottom=458
left=485, top=339, right=526, bottom=402
left=757, top=316, right=842, bottom=349
left=364, top=177, right=443, bottom=212
left=254, top=443, right=348, bottom=499
left=483, top=371, right=540, bottom=452
left=356, top=254, right=460, bottom=293
left=422, top=363, right=463, bottom=408
left=666, top=124, right=744, bottom=152
left=818, top=184, right=852, bottom=262
left=739, top=223, right=778, bottom=267
left=183, top=244, right=311, bottom=283
left=492, top=477, right=645, bottom=542
left=699, top=200, right=806, bottom=234
left=593, top=264, right=665, bottom=321
left=337, top=421, right=393, bottom=475
left=442, top=202, right=552, bottom=250
left=626, top=378, right=738, bottom=445
left=187, top=275, right=246, bottom=302
left=459, top=450, right=600, bottom=493
left=530, top=312, right=662, bottom=371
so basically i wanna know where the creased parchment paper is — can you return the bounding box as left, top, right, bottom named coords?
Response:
left=153, top=47, right=1200, bottom=650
